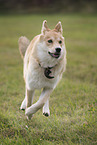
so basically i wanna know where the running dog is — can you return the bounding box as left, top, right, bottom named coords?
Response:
left=18, top=20, right=66, bottom=119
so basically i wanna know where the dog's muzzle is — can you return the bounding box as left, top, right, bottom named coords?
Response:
left=48, top=47, right=61, bottom=59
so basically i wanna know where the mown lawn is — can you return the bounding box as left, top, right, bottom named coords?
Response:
left=0, top=14, right=97, bottom=145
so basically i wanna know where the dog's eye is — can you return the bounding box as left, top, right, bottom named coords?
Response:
left=59, top=40, right=62, bottom=44
left=48, top=39, right=53, bottom=43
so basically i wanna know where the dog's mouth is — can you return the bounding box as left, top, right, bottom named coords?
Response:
left=48, top=52, right=60, bottom=59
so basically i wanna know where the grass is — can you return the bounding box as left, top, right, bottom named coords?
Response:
left=0, top=14, right=97, bottom=145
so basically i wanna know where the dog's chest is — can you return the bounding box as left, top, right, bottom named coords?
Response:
left=25, top=64, right=59, bottom=90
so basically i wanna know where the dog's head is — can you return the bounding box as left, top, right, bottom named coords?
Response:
left=37, top=20, right=66, bottom=67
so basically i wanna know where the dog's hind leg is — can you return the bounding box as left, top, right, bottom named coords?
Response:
left=43, top=99, right=50, bottom=117
left=25, top=88, right=53, bottom=119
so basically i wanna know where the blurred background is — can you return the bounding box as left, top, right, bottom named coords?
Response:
left=0, top=0, right=97, bottom=14
left=0, top=0, right=97, bottom=144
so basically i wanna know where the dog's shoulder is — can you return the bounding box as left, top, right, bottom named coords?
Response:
left=25, top=35, right=40, bottom=57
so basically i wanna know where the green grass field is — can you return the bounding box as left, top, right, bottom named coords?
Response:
left=0, top=14, right=97, bottom=145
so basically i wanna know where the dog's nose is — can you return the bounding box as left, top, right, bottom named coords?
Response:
left=55, top=47, right=61, bottom=53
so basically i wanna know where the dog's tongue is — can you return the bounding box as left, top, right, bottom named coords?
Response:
left=52, top=53, right=59, bottom=58
left=52, top=54, right=56, bottom=57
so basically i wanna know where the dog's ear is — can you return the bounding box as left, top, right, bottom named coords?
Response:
left=55, top=21, right=63, bottom=34
left=41, top=20, right=50, bottom=34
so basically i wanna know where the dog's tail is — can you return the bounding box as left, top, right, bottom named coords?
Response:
left=18, top=36, right=30, bottom=59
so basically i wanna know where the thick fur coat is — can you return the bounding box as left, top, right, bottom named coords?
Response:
left=18, top=20, right=66, bottom=119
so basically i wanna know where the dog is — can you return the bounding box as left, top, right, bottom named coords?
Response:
left=18, top=20, right=66, bottom=119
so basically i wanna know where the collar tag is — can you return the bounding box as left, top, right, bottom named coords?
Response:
left=39, top=63, right=55, bottom=79
left=44, top=67, right=54, bottom=79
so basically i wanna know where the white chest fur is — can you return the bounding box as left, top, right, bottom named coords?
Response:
left=24, top=58, right=60, bottom=90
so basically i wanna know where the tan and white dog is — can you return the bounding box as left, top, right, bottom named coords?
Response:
left=18, top=20, right=66, bottom=119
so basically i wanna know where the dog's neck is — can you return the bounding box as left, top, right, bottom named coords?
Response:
left=39, top=63, right=56, bottom=79
left=39, top=63, right=55, bottom=69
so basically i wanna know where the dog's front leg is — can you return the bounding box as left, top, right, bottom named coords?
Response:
left=39, top=90, right=50, bottom=117
left=43, top=99, right=50, bottom=117
left=20, top=89, right=27, bottom=110
left=20, top=97, right=26, bottom=110
left=20, top=88, right=34, bottom=110
left=25, top=88, right=53, bottom=119
left=27, top=89, right=35, bottom=119
left=26, top=89, right=35, bottom=108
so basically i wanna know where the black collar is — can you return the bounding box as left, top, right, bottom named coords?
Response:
left=39, top=63, right=55, bottom=79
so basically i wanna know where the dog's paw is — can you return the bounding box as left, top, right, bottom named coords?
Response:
left=20, top=106, right=25, bottom=111
left=43, top=112, right=50, bottom=117
left=20, top=99, right=26, bottom=110
left=20, top=106, right=26, bottom=111
left=25, top=108, right=34, bottom=120
left=43, top=106, right=50, bottom=117
left=20, top=108, right=25, bottom=111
